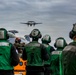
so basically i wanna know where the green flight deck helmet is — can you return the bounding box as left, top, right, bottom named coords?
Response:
left=41, top=34, right=51, bottom=44
left=29, top=29, right=42, bottom=39
left=54, top=37, right=67, bottom=49
left=0, top=28, right=9, bottom=40
left=69, top=23, right=76, bottom=39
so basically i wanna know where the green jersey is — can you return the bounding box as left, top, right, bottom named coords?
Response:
left=51, top=49, right=63, bottom=75
left=23, top=41, right=48, bottom=66
left=0, top=40, right=13, bottom=70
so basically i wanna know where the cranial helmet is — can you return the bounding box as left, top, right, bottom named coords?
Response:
left=69, top=23, right=76, bottom=39
left=54, top=37, right=67, bottom=48
left=15, top=37, right=21, bottom=43
left=29, top=29, right=42, bottom=38
left=41, top=34, right=51, bottom=43
left=0, top=28, right=9, bottom=40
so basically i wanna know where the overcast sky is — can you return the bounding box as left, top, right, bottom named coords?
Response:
left=0, top=0, right=76, bottom=46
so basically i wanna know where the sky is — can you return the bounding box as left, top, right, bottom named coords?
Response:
left=0, top=0, right=76, bottom=46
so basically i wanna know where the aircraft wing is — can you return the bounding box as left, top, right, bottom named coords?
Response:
left=20, top=22, right=29, bottom=24
left=35, top=23, right=42, bottom=24
left=8, top=30, right=18, bottom=34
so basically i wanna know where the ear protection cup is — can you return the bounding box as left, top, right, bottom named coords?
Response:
left=38, top=33, right=42, bottom=38
left=54, top=43, right=56, bottom=48
left=69, top=30, right=76, bottom=39
left=0, top=28, right=9, bottom=39
left=6, top=31, right=9, bottom=39
left=29, top=29, right=42, bottom=38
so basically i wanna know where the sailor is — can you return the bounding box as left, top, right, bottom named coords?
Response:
left=22, top=29, right=49, bottom=75
left=14, top=37, right=24, bottom=57
left=51, top=37, right=67, bottom=75
left=0, top=28, right=19, bottom=75
left=62, top=23, right=76, bottom=75
left=41, top=34, right=55, bottom=75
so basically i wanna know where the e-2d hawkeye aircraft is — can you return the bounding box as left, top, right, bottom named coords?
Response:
left=20, top=21, right=42, bottom=26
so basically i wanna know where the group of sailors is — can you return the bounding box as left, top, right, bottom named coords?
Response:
left=0, top=23, right=76, bottom=75
left=14, top=23, right=76, bottom=75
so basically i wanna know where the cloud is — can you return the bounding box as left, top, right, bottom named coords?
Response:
left=0, top=0, right=75, bottom=25
left=0, top=0, right=68, bottom=11
left=0, top=0, right=75, bottom=45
